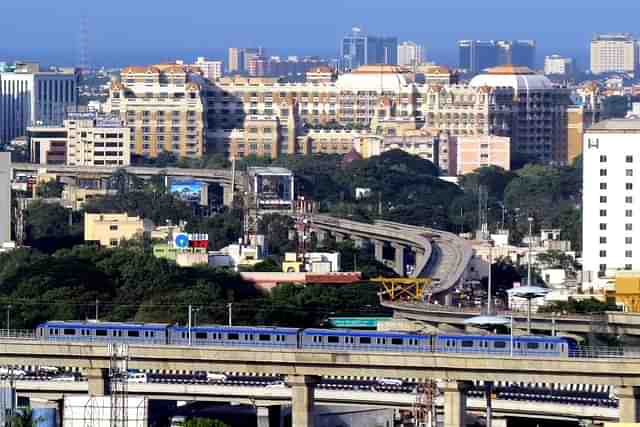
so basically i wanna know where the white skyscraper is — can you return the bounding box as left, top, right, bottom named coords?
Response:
left=397, top=41, right=425, bottom=67
left=544, top=54, right=574, bottom=75
left=194, top=57, right=224, bottom=80
left=0, top=62, right=78, bottom=144
left=0, top=152, right=10, bottom=245
left=583, top=119, right=640, bottom=284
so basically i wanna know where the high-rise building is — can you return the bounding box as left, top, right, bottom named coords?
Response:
left=194, top=57, right=223, bottom=80
left=544, top=55, right=575, bottom=75
left=341, top=27, right=398, bottom=70
left=228, top=48, right=244, bottom=73
left=458, top=40, right=536, bottom=73
left=0, top=62, right=78, bottom=144
left=104, top=64, right=206, bottom=159
left=591, top=33, right=638, bottom=75
left=397, top=41, right=425, bottom=67
left=0, top=152, right=10, bottom=246
left=582, top=118, right=640, bottom=283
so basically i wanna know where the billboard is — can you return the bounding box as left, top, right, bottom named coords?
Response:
left=63, top=396, right=148, bottom=427
left=169, top=179, right=208, bottom=206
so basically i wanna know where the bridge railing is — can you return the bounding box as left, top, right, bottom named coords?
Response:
left=0, top=329, right=36, bottom=340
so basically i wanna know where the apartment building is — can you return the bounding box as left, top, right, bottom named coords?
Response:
left=544, top=55, right=574, bottom=76
left=104, top=64, right=206, bottom=159
left=583, top=119, right=640, bottom=283
left=194, top=57, right=223, bottom=80
left=398, top=41, right=425, bottom=67
left=567, top=82, right=601, bottom=164
left=0, top=62, right=78, bottom=144
left=453, top=135, right=511, bottom=175
left=84, top=213, right=154, bottom=247
left=591, top=33, right=638, bottom=75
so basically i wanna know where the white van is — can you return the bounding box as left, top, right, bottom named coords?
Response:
left=206, top=372, right=227, bottom=382
left=170, top=416, right=186, bottom=427
left=376, top=378, right=403, bottom=387
left=127, top=373, right=148, bottom=384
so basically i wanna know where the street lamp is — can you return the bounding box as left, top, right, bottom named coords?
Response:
left=507, top=286, right=550, bottom=335
left=527, top=217, right=534, bottom=287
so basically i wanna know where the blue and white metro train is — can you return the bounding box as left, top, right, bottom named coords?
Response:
left=36, top=320, right=578, bottom=357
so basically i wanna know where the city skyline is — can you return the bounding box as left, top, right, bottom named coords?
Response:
left=2, top=2, right=640, bottom=67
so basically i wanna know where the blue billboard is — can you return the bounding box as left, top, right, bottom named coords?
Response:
left=169, top=179, right=207, bottom=205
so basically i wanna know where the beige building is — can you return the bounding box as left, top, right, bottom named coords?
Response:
left=66, top=115, right=130, bottom=167
left=84, top=213, right=154, bottom=247
left=194, top=57, right=223, bottom=81
left=567, top=82, right=601, bottom=163
left=544, top=54, right=574, bottom=75
left=591, top=33, right=638, bottom=76
left=62, top=186, right=117, bottom=210
left=453, top=135, right=511, bottom=175
left=104, top=64, right=206, bottom=159
left=27, top=126, right=67, bottom=165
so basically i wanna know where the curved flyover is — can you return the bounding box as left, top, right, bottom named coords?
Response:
left=308, top=215, right=472, bottom=299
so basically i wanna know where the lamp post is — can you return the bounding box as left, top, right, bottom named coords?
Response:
left=487, top=244, right=493, bottom=315
left=6, top=305, right=11, bottom=334
left=527, top=217, right=534, bottom=287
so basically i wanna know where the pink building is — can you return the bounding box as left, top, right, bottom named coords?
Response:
left=451, top=135, right=511, bottom=175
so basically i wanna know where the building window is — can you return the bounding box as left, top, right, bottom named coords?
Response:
left=626, top=264, right=633, bottom=270
left=626, top=237, right=633, bottom=244
left=600, top=169, right=607, bottom=177
left=627, top=183, right=634, bottom=190
left=627, top=169, right=634, bottom=177
left=600, top=223, right=607, bottom=230
left=626, top=250, right=633, bottom=258
left=599, top=250, right=607, bottom=257
left=626, top=196, right=633, bottom=204
left=109, top=225, right=118, bottom=231
left=600, top=236, right=607, bottom=244
left=599, top=209, right=607, bottom=217
left=627, top=155, right=634, bottom=163
left=600, top=196, right=607, bottom=203
left=600, top=183, right=607, bottom=190
left=109, top=239, right=118, bottom=247
left=599, top=264, right=607, bottom=272
left=627, top=210, right=633, bottom=217
left=600, top=155, right=607, bottom=162
left=626, top=223, right=633, bottom=231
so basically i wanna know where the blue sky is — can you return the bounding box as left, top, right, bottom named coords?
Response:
left=2, top=1, right=640, bottom=67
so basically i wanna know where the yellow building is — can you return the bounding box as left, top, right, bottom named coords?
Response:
left=615, top=272, right=640, bottom=312
left=84, top=213, right=154, bottom=247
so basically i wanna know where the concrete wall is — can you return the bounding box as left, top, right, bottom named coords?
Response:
left=0, top=153, right=10, bottom=244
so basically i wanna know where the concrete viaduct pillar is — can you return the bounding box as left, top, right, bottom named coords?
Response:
left=618, top=386, right=640, bottom=423
left=373, top=240, right=384, bottom=263
left=334, top=232, right=346, bottom=242
left=288, top=375, right=320, bottom=427
left=439, top=380, right=471, bottom=427
left=256, top=405, right=282, bottom=427
left=222, top=184, right=234, bottom=207
left=87, top=368, right=109, bottom=397
left=391, top=243, right=406, bottom=276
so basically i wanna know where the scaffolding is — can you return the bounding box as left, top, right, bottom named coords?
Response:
left=412, top=380, right=437, bottom=427
left=109, top=343, right=129, bottom=427
left=371, top=277, right=432, bottom=302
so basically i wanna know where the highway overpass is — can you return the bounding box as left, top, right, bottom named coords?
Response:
left=10, top=163, right=239, bottom=205
left=0, top=340, right=639, bottom=426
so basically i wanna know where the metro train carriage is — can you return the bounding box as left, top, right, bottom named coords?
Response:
left=301, top=328, right=431, bottom=352
left=36, top=321, right=170, bottom=345
left=435, top=334, right=571, bottom=357
left=168, top=325, right=300, bottom=348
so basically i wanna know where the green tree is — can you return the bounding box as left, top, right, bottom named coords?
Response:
left=8, top=408, right=43, bottom=427
left=36, top=180, right=64, bottom=198
left=23, top=202, right=82, bottom=253
left=602, top=95, right=629, bottom=119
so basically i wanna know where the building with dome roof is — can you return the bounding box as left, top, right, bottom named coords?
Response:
left=469, top=65, right=572, bottom=164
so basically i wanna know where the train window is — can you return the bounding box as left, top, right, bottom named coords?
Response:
left=360, top=337, right=371, bottom=344
left=461, top=340, right=474, bottom=348
left=150, top=332, right=155, bottom=337
left=128, top=331, right=140, bottom=337
left=327, top=336, right=339, bottom=344
left=526, top=342, right=539, bottom=350
left=494, top=341, right=507, bottom=349
left=63, top=329, right=76, bottom=335
left=391, top=338, right=403, bottom=345
left=259, top=334, right=271, bottom=341
left=195, top=332, right=207, bottom=340
left=96, top=330, right=107, bottom=337
left=228, top=333, right=239, bottom=340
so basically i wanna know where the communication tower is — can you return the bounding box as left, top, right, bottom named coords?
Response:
left=109, top=343, right=129, bottom=427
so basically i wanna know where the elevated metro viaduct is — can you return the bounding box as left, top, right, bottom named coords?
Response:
left=1, top=340, right=640, bottom=427
left=10, top=163, right=241, bottom=206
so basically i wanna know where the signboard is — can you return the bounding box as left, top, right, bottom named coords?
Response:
left=66, top=111, right=96, bottom=120
left=328, top=317, right=392, bottom=329
left=169, top=179, right=207, bottom=206
left=173, top=232, right=208, bottom=249
left=96, top=117, right=123, bottom=128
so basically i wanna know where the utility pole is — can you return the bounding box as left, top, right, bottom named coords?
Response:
left=227, top=303, right=233, bottom=327
left=527, top=217, right=534, bottom=287
left=95, top=299, right=99, bottom=321
left=6, top=305, right=11, bottom=333
left=188, top=305, right=192, bottom=346
left=487, top=245, right=493, bottom=315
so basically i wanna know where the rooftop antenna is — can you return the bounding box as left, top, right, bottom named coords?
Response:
left=79, top=13, right=90, bottom=74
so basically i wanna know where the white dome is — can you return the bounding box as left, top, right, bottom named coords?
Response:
left=336, top=65, right=411, bottom=92
left=469, top=65, right=553, bottom=92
